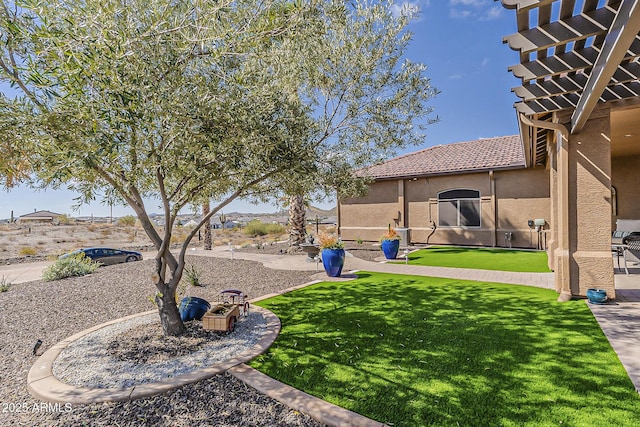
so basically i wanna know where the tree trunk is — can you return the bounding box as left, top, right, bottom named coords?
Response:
left=203, top=202, right=212, bottom=250
left=289, top=194, right=306, bottom=247
left=156, top=291, right=187, bottom=336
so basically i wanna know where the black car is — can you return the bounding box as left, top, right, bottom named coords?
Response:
left=61, top=247, right=143, bottom=265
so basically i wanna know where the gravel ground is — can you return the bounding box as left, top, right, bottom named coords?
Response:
left=0, top=255, right=325, bottom=427
left=52, top=311, right=269, bottom=389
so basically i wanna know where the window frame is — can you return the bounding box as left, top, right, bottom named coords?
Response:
left=437, top=189, right=481, bottom=228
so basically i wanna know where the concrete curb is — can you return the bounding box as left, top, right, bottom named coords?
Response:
left=27, top=306, right=281, bottom=404
left=229, top=364, right=388, bottom=427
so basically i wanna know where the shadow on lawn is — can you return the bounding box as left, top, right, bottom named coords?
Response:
left=253, top=273, right=640, bottom=426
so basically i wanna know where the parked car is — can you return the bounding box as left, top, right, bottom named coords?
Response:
left=60, top=247, right=143, bottom=265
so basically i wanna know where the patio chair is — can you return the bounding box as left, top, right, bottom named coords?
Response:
left=624, top=236, right=640, bottom=270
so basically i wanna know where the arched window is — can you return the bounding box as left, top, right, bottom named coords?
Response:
left=438, top=189, right=481, bottom=228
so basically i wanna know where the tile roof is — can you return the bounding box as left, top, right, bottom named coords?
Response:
left=19, top=210, right=63, bottom=219
left=360, top=135, right=525, bottom=180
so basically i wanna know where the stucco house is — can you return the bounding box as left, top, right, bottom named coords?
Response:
left=338, top=135, right=551, bottom=250
left=340, top=1, right=640, bottom=302
left=17, top=210, right=63, bottom=223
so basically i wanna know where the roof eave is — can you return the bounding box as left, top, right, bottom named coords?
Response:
left=366, top=163, right=528, bottom=181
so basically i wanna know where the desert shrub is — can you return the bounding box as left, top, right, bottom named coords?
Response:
left=42, top=253, right=99, bottom=281
left=19, top=246, right=37, bottom=256
left=182, top=264, right=203, bottom=287
left=118, top=215, right=136, bottom=227
left=170, top=233, right=186, bottom=245
left=0, top=276, right=10, bottom=292
left=243, top=220, right=265, bottom=237
left=243, top=220, right=285, bottom=237
left=265, top=223, right=285, bottom=234
left=57, top=214, right=72, bottom=225
left=100, top=228, right=111, bottom=236
left=324, top=225, right=337, bottom=234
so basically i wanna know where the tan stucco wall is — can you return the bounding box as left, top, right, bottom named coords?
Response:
left=494, top=168, right=550, bottom=249
left=612, top=154, right=640, bottom=222
left=339, top=168, right=550, bottom=249
left=412, top=172, right=492, bottom=246
left=339, top=180, right=400, bottom=238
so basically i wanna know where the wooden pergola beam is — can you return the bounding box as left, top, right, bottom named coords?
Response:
left=571, top=0, right=640, bottom=133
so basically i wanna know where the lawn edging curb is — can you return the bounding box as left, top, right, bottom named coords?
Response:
left=27, top=306, right=281, bottom=404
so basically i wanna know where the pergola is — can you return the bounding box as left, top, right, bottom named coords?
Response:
left=498, top=0, right=640, bottom=300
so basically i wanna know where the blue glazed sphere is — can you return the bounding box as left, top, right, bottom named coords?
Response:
left=179, top=296, right=211, bottom=321
left=586, top=288, right=607, bottom=304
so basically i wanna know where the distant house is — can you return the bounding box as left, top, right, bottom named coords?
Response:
left=17, top=210, right=64, bottom=223
left=183, top=219, right=198, bottom=228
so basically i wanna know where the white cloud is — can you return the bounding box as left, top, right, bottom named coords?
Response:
left=481, top=5, right=503, bottom=20
left=449, top=9, right=472, bottom=19
left=450, top=0, right=483, bottom=6
left=449, top=0, right=501, bottom=20
left=481, top=57, right=490, bottom=67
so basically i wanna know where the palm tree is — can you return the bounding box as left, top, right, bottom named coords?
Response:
left=288, top=194, right=307, bottom=247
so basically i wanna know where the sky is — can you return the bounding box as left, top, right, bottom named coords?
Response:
left=0, top=0, right=521, bottom=219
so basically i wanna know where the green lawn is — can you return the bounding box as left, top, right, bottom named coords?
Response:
left=398, top=246, right=552, bottom=272
left=251, top=272, right=640, bottom=427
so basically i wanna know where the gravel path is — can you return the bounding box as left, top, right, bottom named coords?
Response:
left=0, top=255, right=324, bottom=426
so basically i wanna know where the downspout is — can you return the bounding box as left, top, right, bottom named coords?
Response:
left=398, top=179, right=406, bottom=228
left=519, top=114, right=571, bottom=302
left=489, top=170, right=496, bottom=247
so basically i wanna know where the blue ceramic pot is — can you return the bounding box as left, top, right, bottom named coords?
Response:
left=321, top=248, right=345, bottom=277
left=586, top=288, right=607, bottom=304
left=179, top=296, right=211, bottom=321
left=381, top=239, right=400, bottom=259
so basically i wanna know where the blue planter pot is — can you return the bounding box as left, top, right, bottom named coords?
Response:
left=586, top=288, right=608, bottom=304
left=381, top=239, right=400, bottom=259
left=179, top=296, right=211, bottom=322
left=321, top=248, right=345, bottom=277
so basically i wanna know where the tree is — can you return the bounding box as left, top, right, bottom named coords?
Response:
left=0, top=0, right=437, bottom=336
left=288, top=194, right=308, bottom=247
left=202, top=202, right=212, bottom=251
left=282, top=1, right=439, bottom=201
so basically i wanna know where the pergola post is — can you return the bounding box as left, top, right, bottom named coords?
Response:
left=500, top=0, right=638, bottom=301
left=565, top=113, right=615, bottom=298
left=554, top=129, right=571, bottom=300
left=547, top=136, right=558, bottom=273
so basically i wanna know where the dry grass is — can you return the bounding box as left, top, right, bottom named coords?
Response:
left=0, top=223, right=154, bottom=259
left=0, top=221, right=306, bottom=260
left=0, top=219, right=339, bottom=261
